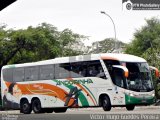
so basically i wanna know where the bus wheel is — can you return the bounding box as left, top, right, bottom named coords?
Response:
left=20, top=99, right=32, bottom=114
left=102, top=96, right=111, bottom=111
left=32, top=99, right=44, bottom=113
left=53, top=108, right=67, bottom=113
left=126, top=105, right=135, bottom=111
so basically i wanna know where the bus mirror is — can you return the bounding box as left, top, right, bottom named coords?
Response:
left=113, top=65, right=129, bottom=78
left=124, top=70, right=129, bottom=78
left=149, top=66, right=159, bottom=78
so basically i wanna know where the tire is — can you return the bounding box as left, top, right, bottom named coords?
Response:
left=102, top=96, right=111, bottom=111
left=32, top=99, right=44, bottom=113
left=53, top=108, right=67, bottom=113
left=126, top=105, right=135, bottom=111
left=20, top=99, right=32, bottom=114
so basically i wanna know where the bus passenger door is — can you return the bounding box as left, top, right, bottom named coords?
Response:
left=112, top=66, right=128, bottom=105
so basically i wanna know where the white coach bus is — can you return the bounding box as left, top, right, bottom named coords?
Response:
left=1, top=53, right=159, bottom=114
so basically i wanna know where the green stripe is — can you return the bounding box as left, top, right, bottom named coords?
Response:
left=82, top=84, right=97, bottom=105
left=52, top=79, right=89, bottom=106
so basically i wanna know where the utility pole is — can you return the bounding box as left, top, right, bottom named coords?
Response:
left=100, top=11, right=117, bottom=52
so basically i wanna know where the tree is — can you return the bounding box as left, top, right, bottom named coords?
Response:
left=125, top=17, right=160, bottom=98
left=0, top=23, right=85, bottom=71
left=126, top=17, right=160, bottom=56
left=90, top=38, right=125, bottom=54
left=57, top=28, right=86, bottom=56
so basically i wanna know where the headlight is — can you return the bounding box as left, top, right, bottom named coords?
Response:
left=152, top=93, right=155, bottom=97
left=129, top=93, right=134, bottom=96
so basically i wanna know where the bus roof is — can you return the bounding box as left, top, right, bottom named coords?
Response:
left=2, top=53, right=146, bottom=69
left=100, top=53, right=146, bottom=62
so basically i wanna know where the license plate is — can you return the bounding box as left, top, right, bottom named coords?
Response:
left=141, top=100, right=146, bottom=103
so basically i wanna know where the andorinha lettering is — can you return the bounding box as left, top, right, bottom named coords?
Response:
left=56, top=79, right=93, bottom=85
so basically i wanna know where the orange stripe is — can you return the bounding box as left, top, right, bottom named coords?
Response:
left=67, top=78, right=96, bottom=105
left=101, top=56, right=118, bottom=60
left=4, top=82, right=75, bottom=106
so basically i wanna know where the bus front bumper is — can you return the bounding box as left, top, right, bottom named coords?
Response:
left=125, top=94, right=156, bottom=105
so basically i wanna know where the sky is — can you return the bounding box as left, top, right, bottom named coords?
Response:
left=0, top=0, right=160, bottom=46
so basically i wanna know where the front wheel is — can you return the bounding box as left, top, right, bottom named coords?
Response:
left=126, top=105, right=135, bottom=111
left=20, top=99, right=32, bottom=114
left=32, top=99, right=44, bottom=113
left=102, top=96, right=111, bottom=111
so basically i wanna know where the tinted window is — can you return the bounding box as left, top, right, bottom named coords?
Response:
left=3, top=68, right=13, bottom=82
left=25, top=66, right=39, bottom=81
left=71, top=62, right=87, bottom=78
left=13, top=68, right=24, bottom=82
left=104, top=60, right=120, bottom=72
left=40, top=65, right=54, bottom=80
left=87, top=61, right=105, bottom=78
left=112, top=67, right=126, bottom=88
left=71, top=60, right=105, bottom=78
left=55, top=63, right=71, bottom=79
left=104, top=60, right=120, bottom=79
left=125, top=62, right=154, bottom=92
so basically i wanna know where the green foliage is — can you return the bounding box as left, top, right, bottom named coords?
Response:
left=125, top=17, right=160, bottom=98
left=0, top=23, right=85, bottom=70
left=126, top=17, right=160, bottom=59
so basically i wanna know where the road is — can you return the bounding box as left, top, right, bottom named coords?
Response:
left=0, top=106, right=160, bottom=120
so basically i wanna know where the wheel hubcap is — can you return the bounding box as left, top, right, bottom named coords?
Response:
left=103, top=100, right=107, bottom=107
left=23, top=103, right=28, bottom=111
left=34, top=102, right=40, bottom=111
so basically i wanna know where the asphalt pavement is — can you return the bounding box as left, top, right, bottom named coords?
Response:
left=0, top=106, right=160, bottom=120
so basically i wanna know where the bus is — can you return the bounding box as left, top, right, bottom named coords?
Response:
left=0, top=53, right=159, bottom=114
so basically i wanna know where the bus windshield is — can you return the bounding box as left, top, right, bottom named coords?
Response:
left=124, top=62, right=154, bottom=92
left=104, top=60, right=154, bottom=92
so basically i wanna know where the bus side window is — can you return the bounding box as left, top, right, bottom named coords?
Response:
left=25, top=66, right=39, bottom=81
left=3, top=68, right=13, bottom=82
left=13, top=68, right=24, bottom=82
left=97, top=66, right=106, bottom=79
left=40, top=65, right=54, bottom=80
left=104, top=60, right=120, bottom=79
left=70, top=62, right=83, bottom=78
left=87, top=60, right=106, bottom=79
left=70, top=62, right=87, bottom=78
left=55, top=63, right=71, bottom=79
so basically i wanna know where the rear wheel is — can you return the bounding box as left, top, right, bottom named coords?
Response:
left=20, top=99, right=32, bottom=114
left=102, top=96, right=111, bottom=111
left=126, top=105, right=135, bottom=111
left=32, top=99, right=44, bottom=113
left=53, top=108, right=67, bottom=113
